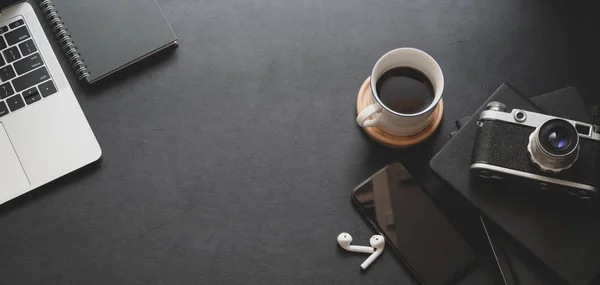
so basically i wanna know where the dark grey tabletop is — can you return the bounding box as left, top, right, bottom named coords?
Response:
left=1, top=0, right=599, bottom=284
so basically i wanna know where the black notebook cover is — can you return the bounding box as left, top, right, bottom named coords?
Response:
left=530, top=87, right=593, bottom=123
left=430, top=84, right=600, bottom=285
left=40, top=0, right=178, bottom=83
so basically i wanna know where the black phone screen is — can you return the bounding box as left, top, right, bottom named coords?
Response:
left=353, top=163, right=475, bottom=285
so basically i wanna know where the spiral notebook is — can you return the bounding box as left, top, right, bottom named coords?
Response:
left=38, top=0, right=178, bottom=83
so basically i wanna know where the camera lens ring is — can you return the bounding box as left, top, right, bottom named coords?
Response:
left=527, top=119, right=580, bottom=173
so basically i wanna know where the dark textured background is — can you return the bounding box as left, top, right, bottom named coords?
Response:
left=0, top=0, right=598, bottom=284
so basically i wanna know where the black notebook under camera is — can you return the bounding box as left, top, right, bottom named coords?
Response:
left=430, top=84, right=600, bottom=285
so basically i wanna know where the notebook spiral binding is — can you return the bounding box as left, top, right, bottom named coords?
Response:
left=38, top=0, right=90, bottom=81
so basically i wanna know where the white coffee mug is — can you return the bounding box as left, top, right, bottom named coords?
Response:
left=356, top=48, right=444, bottom=137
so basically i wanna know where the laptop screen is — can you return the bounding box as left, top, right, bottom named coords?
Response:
left=0, top=0, right=20, bottom=10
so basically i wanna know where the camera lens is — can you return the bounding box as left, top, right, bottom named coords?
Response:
left=548, top=132, right=568, bottom=148
left=545, top=127, right=572, bottom=151
left=527, top=119, right=580, bottom=173
left=539, top=120, right=578, bottom=155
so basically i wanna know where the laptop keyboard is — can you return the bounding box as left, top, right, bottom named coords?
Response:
left=0, top=18, right=57, bottom=118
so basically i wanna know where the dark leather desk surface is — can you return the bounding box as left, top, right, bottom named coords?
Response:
left=1, top=0, right=599, bottom=284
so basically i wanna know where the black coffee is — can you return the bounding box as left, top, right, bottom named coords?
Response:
left=376, top=67, right=435, bottom=114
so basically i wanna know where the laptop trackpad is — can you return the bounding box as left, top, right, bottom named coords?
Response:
left=0, top=123, right=30, bottom=204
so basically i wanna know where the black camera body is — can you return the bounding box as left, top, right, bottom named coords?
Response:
left=471, top=102, right=600, bottom=199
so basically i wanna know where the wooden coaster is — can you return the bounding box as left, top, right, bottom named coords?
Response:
left=356, top=77, right=444, bottom=148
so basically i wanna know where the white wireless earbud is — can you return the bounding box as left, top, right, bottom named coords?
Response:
left=337, top=232, right=375, bottom=254
left=360, top=235, right=385, bottom=270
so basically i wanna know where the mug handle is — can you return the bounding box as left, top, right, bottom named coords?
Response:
left=356, top=104, right=383, bottom=128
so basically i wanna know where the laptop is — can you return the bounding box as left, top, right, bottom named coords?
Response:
left=0, top=0, right=101, bottom=205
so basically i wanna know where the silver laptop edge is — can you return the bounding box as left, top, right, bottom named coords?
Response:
left=0, top=2, right=101, bottom=204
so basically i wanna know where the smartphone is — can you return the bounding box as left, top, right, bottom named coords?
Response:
left=352, top=163, right=476, bottom=285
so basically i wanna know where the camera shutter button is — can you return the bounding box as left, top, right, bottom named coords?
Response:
left=487, top=102, right=507, bottom=112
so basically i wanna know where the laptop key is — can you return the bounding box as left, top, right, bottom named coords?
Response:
left=0, top=101, right=8, bottom=117
left=3, top=46, right=21, bottom=63
left=0, top=26, right=8, bottom=34
left=14, top=53, right=43, bottom=75
left=22, top=87, right=38, bottom=97
left=12, top=66, right=50, bottom=92
left=0, top=36, right=7, bottom=51
left=0, top=82, right=14, bottom=99
left=24, top=94, right=41, bottom=105
left=18, top=39, right=37, bottom=56
left=5, top=26, right=30, bottom=46
left=39, top=80, right=57, bottom=97
left=0, top=65, right=16, bottom=82
left=9, top=20, right=24, bottom=30
left=23, top=87, right=41, bottom=105
left=6, top=94, right=24, bottom=111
